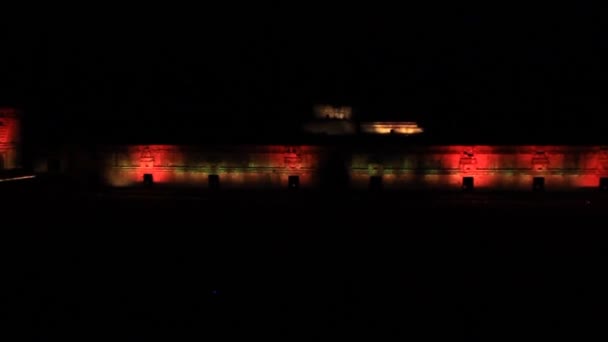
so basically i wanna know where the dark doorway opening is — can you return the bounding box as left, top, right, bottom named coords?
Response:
left=533, top=177, right=545, bottom=191
left=462, top=177, right=474, bottom=191
left=208, top=174, right=220, bottom=190
left=599, top=177, right=608, bottom=191
left=370, top=176, right=383, bottom=191
left=143, top=173, right=153, bottom=186
left=288, top=175, right=300, bottom=189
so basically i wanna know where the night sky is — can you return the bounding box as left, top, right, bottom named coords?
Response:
left=1, top=5, right=606, bottom=143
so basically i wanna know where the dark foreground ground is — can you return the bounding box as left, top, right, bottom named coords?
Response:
left=2, top=180, right=608, bottom=340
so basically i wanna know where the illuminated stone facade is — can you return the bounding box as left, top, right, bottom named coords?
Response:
left=102, top=145, right=323, bottom=189
left=86, top=143, right=608, bottom=191
left=349, top=145, right=604, bottom=191
left=20, top=105, right=606, bottom=191
left=0, top=108, right=21, bottom=170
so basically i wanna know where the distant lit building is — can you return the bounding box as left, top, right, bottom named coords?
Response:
left=360, top=122, right=423, bottom=135
left=313, top=104, right=353, bottom=120
left=304, top=105, right=423, bottom=136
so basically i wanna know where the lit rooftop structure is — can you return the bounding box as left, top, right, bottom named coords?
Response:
left=304, top=105, right=423, bottom=136
left=313, top=105, right=352, bottom=120
left=303, top=105, right=356, bottom=135
left=360, top=122, right=423, bottom=135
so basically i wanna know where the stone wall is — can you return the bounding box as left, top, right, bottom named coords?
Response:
left=102, top=145, right=323, bottom=189
left=350, top=145, right=604, bottom=191
left=95, top=144, right=608, bottom=191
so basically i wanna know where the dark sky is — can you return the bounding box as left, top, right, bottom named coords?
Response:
left=1, top=5, right=606, bottom=143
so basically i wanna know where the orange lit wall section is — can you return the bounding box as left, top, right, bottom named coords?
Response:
left=360, top=122, right=423, bottom=135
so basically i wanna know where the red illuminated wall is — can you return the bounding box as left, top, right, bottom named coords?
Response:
left=0, top=108, right=21, bottom=170
left=103, top=145, right=322, bottom=189
left=92, top=143, right=608, bottom=191
left=350, top=145, right=606, bottom=191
